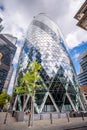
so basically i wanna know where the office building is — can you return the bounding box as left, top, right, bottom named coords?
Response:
left=78, top=50, right=87, bottom=104
left=78, top=50, right=87, bottom=86
left=0, top=34, right=17, bottom=93
left=74, top=0, right=87, bottom=30
left=80, top=85, right=87, bottom=105
left=15, top=13, right=85, bottom=113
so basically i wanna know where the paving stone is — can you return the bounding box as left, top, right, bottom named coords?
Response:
left=0, top=112, right=87, bottom=130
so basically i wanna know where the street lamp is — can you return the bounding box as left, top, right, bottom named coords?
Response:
left=0, top=52, right=3, bottom=65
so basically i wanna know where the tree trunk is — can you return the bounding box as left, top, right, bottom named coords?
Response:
left=31, top=74, right=35, bottom=127
left=31, top=96, right=34, bottom=126
left=3, top=102, right=10, bottom=124
left=28, top=95, right=34, bottom=127
left=4, top=111, right=8, bottom=124
left=28, top=65, right=36, bottom=127
left=28, top=111, right=31, bottom=127
left=23, top=94, right=26, bottom=111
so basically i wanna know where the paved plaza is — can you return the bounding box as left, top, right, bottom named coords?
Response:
left=0, top=112, right=87, bottom=130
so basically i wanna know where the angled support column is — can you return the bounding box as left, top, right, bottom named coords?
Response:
left=23, top=95, right=30, bottom=111
left=82, top=93, right=87, bottom=105
left=39, top=92, right=49, bottom=113
left=40, top=92, right=59, bottom=113
left=78, top=96, right=85, bottom=111
left=12, top=95, right=18, bottom=110
left=49, top=92, right=59, bottom=112
left=66, top=92, right=76, bottom=111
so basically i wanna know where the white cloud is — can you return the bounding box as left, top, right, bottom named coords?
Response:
left=0, top=0, right=87, bottom=94
left=57, top=0, right=86, bottom=49
left=0, top=0, right=86, bottom=49
left=66, top=32, right=79, bottom=48
left=73, top=53, right=80, bottom=61
left=66, top=28, right=87, bottom=49
left=74, top=53, right=80, bottom=59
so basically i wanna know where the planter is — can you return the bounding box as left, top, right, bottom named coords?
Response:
left=16, top=111, right=24, bottom=122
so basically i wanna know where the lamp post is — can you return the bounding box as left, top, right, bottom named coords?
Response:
left=0, top=52, right=3, bottom=65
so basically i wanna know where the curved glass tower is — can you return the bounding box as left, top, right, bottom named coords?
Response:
left=15, top=13, right=85, bottom=113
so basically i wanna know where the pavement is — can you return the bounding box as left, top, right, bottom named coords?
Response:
left=0, top=112, right=87, bottom=130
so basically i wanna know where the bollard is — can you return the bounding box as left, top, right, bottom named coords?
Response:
left=81, top=112, right=84, bottom=121
left=50, top=113, right=53, bottom=124
left=66, top=112, right=70, bottom=123
left=40, top=114, right=43, bottom=120
left=58, top=112, right=61, bottom=118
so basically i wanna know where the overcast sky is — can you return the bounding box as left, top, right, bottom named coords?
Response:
left=0, top=0, right=86, bottom=48
left=0, top=0, right=87, bottom=94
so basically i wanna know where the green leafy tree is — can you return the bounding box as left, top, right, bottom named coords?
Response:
left=14, top=60, right=42, bottom=126
left=0, top=90, right=10, bottom=109
left=14, top=77, right=29, bottom=111
left=0, top=90, right=11, bottom=124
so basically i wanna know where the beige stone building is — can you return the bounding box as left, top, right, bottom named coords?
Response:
left=74, top=0, right=87, bottom=30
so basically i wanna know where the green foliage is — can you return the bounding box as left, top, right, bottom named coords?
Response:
left=14, top=85, right=29, bottom=95
left=14, top=60, right=42, bottom=95
left=29, top=60, right=41, bottom=72
left=14, top=61, right=42, bottom=126
left=0, top=90, right=11, bottom=108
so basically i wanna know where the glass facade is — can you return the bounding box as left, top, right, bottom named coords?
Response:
left=16, top=13, right=85, bottom=113
left=0, top=34, right=17, bottom=92
left=78, top=50, right=87, bottom=86
left=0, top=17, right=3, bottom=32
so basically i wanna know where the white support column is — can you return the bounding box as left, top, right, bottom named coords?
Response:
left=40, top=92, right=59, bottom=113
left=34, top=103, right=39, bottom=114
left=12, top=95, right=18, bottom=110
left=82, top=93, right=87, bottom=105
left=39, top=92, right=49, bottom=113
left=66, top=92, right=76, bottom=111
left=78, top=96, right=85, bottom=111
left=23, top=95, right=30, bottom=111
left=49, top=92, right=59, bottom=112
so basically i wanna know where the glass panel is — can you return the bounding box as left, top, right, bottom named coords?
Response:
left=15, top=14, right=85, bottom=112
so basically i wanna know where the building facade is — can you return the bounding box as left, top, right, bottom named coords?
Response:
left=15, top=13, right=85, bottom=113
left=80, top=85, right=87, bottom=106
left=78, top=50, right=87, bottom=86
left=0, top=17, right=3, bottom=32
left=74, top=0, right=87, bottom=30
left=78, top=50, right=87, bottom=105
left=0, top=34, right=17, bottom=93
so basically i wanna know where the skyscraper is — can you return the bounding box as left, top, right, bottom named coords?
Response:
left=15, top=13, right=85, bottom=113
left=78, top=50, right=87, bottom=86
left=0, top=34, right=17, bottom=93
left=78, top=50, right=87, bottom=104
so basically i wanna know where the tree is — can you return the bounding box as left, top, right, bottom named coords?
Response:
left=0, top=90, right=10, bottom=110
left=14, top=77, right=29, bottom=111
left=0, top=90, right=11, bottom=124
left=14, top=60, right=42, bottom=126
